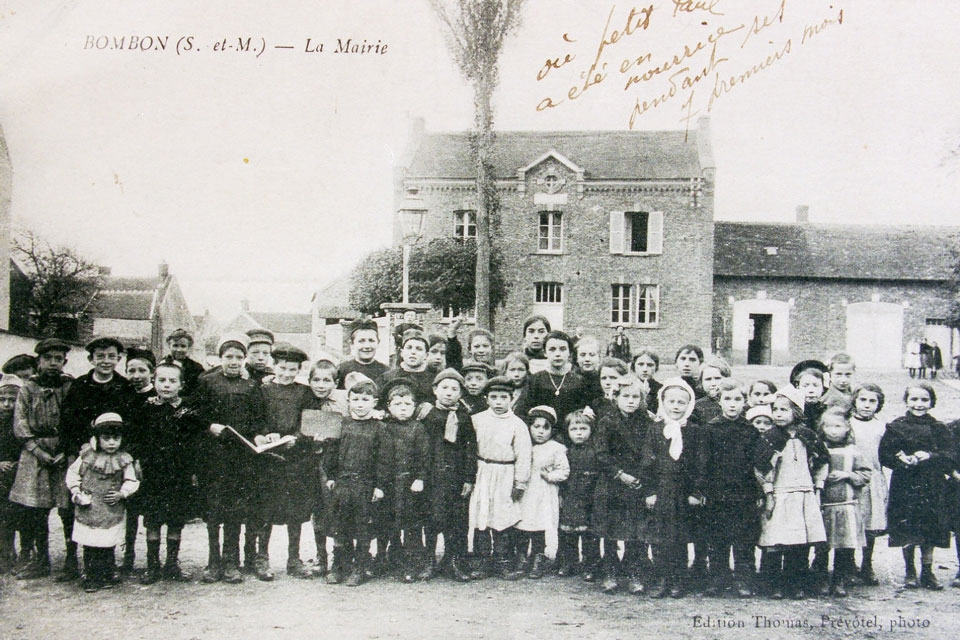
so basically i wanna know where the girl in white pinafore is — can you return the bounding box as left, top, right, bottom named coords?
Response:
left=849, top=383, right=889, bottom=585
left=516, top=406, right=569, bottom=577
left=755, top=386, right=829, bottom=599
left=468, top=377, right=532, bottom=578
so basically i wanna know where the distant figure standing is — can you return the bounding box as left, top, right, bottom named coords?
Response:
left=606, top=326, right=631, bottom=363
left=918, top=338, right=932, bottom=379
left=904, top=339, right=921, bottom=378
left=930, top=342, right=943, bottom=379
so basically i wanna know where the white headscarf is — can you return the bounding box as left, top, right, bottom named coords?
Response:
left=656, top=377, right=696, bottom=461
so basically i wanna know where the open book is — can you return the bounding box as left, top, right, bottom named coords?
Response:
left=222, top=425, right=295, bottom=454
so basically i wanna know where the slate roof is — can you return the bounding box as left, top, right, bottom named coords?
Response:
left=714, top=222, right=960, bottom=281
left=312, top=274, right=361, bottom=320
left=89, top=276, right=167, bottom=320
left=405, top=131, right=702, bottom=180
left=247, top=311, right=312, bottom=334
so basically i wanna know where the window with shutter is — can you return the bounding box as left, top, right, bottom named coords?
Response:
left=609, top=210, right=625, bottom=254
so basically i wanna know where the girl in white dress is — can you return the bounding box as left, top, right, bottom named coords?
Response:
left=468, top=377, right=532, bottom=579
left=849, top=383, right=888, bottom=585
left=516, top=406, right=569, bottom=578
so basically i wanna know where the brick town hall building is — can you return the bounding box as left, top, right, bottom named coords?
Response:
left=384, top=118, right=959, bottom=368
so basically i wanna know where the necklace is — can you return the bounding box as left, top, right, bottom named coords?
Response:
left=547, top=371, right=567, bottom=396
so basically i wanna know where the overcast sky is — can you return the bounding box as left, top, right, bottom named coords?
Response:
left=1, top=0, right=957, bottom=320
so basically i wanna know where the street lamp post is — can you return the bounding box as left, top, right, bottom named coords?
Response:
left=381, top=192, right=431, bottom=359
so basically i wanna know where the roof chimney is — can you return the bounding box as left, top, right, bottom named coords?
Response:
left=240, top=299, right=250, bottom=312
left=795, top=205, right=809, bottom=224
left=158, top=261, right=169, bottom=278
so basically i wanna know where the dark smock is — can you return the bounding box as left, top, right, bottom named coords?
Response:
left=560, top=441, right=601, bottom=531
left=700, top=415, right=761, bottom=545
left=592, top=409, right=649, bottom=540
left=879, top=413, right=954, bottom=548
left=261, top=382, right=316, bottom=525
left=129, top=399, right=207, bottom=527
left=324, top=417, right=385, bottom=540
left=193, top=371, right=268, bottom=523
left=380, top=417, right=430, bottom=531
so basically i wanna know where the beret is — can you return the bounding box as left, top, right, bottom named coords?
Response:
left=460, top=359, right=496, bottom=376
left=745, top=405, right=773, bottom=422
left=527, top=405, right=557, bottom=427
left=433, top=367, right=465, bottom=387
left=246, top=328, right=275, bottom=346
left=271, top=342, right=308, bottom=363
left=125, top=347, right=156, bottom=369
left=34, top=338, right=71, bottom=356
left=483, top=375, right=513, bottom=395
left=789, top=359, right=828, bottom=387
left=2, top=353, right=37, bottom=374
left=85, top=336, right=125, bottom=354
left=217, top=333, right=250, bottom=356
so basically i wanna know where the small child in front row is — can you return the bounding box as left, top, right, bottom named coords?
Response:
left=135, top=363, right=207, bottom=584
left=754, top=386, right=828, bottom=600
left=812, top=407, right=871, bottom=597
left=65, top=413, right=140, bottom=592
left=848, top=383, right=888, bottom=585
left=701, top=379, right=760, bottom=598
left=642, top=378, right=703, bottom=599
left=593, top=375, right=651, bottom=595
left=324, top=379, right=386, bottom=587
left=557, top=410, right=601, bottom=579
left=302, top=359, right=347, bottom=576
left=468, top=376, right=532, bottom=580
left=379, top=380, right=430, bottom=583
left=516, top=406, right=569, bottom=579
left=879, top=382, right=953, bottom=590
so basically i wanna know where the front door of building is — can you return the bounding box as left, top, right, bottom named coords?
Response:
left=747, top=313, right=772, bottom=365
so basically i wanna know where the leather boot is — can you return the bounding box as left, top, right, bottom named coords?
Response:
left=904, top=558, right=919, bottom=589
left=141, top=539, right=162, bottom=584
left=55, top=542, right=79, bottom=582
left=163, top=539, right=189, bottom=581
left=527, top=553, right=547, bottom=580
left=450, top=554, right=473, bottom=582
left=326, top=547, right=345, bottom=584
left=920, top=564, right=943, bottom=591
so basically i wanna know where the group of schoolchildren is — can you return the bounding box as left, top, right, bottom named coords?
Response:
left=1, top=313, right=959, bottom=602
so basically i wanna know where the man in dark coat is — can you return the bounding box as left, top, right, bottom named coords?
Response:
left=159, top=328, right=206, bottom=396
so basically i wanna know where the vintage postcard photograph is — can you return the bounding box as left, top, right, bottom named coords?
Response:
left=0, top=1, right=959, bottom=638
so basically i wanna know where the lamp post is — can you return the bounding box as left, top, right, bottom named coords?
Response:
left=399, top=198, right=426, bottom=304
left=381, top=193, right=431, bottom=360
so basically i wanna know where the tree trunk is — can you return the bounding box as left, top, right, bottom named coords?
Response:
left=474, top=74, right=494, bottom=330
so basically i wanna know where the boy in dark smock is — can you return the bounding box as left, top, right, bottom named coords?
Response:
left=418, top=368, right=477, bottom=581
left=194, top=333, right=269, bottom=584
left=259, top=343, right=316, bottom=578
left=324, top=379, right=387, bottom=587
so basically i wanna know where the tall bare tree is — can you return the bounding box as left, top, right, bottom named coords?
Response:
left=428, top=0, right=526, bottom=330
left=12, top=227, right=103, bottom=337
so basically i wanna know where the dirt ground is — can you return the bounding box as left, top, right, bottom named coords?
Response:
left=1, top=366, right=959, bottom=640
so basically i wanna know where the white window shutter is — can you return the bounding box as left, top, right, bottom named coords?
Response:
left=647, top=211, right=664, bottom=255
left=609, top=211, right=624, bottom=254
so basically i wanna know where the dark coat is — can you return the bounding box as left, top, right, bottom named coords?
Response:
left=0, top=411, right=19, bottom=512
left=641, top=419, right=708, bottom=546
left=193, top=370, right=268, bottom=522
left=59, top=371, right=138, bottom=458
left=380, top=417, right=430, bottom=531
left=128, top=398, right=207, bottom=526
left=323, top=416, right=386, bottom=539
left=879, top=413, right=954, bottom=547
left=700, top=415, right=762, bottom=545
left=645, top=378, right=663, bottom=416
left=560, top=441, right=602, bottom=530
left=261, top=382, right=316, bottom=524
left=592, top=409, right=650, bottom=540
left=606, top=336, right=631, bottom=363
left=420, top=404, right=476, bottom=530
